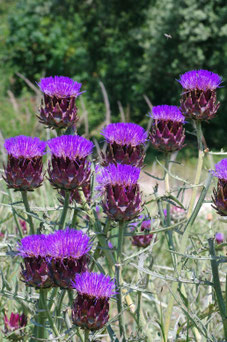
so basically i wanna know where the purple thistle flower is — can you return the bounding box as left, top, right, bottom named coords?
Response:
left=72, top=272, right=115, bottom=330
left=47, top=135, right=93, bottom=160
left=150, top=105, right=185, bottom=123
left=149, top=105, right=185, bottom=152
left=72, top=272, right=115, bottom=299
left=178, top=70, right=222, bottom=91
left=38, top=76, right=83, bottom=98
left=18, top=234, right=54, bottom=289
left=4, top=312, right=27, bottom=339
left=37, top=76, right=83, bottom=129
left=215, top=232, right=224, bottom=244
left=178, top=69, right=221, bottom=121
left=47, top=228, right=91, bottom=288
left=3, top=136, right=45, bottom=191
left=212, top=159, right=227, bottom=181
left=17, top=234, right=49, bottom=258
left=47, top=135, right=93, bottom=191
left=96, top=163, right=140, bottom=190
left=101, top=123, right=147, bottom=146
left=47, top=228, right=91, bottom=259
left=212, top=159, right=227, bottom=217
left=96, top=164, right=142, bottom=221
left=4, top=136, right=46, bottom=158
left=101, top=123, right=147, bottom=167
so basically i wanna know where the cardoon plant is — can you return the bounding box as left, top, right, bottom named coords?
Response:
left=38, top=76, right=83, bottom=130
left=47, top=135, right=93, bottom=191
left=101, top=122, right=147, bottom=167
left=47, top=228, right=91, bottom=288
left=4, top=312, right=27, bottom=341
left=4, top=136, right=45, bottom=191
left=72, top=272, right=115, bottom=331
left=149, top=105, right=185, bottom=152
left=17, top=234, right=53, bottom=288
left=96, top=163, right=142, bottom=221
left=212, top=159, right=227, bottom=216
left=178, top=69, right=221, bottom=121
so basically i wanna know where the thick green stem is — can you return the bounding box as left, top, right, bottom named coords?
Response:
left=21, top=191, right=35, bottom=235
left=116, top=221, right=126, bottom=341
left=59, top=191, right=70, bottom=229
left=208, top=239, right=227, bottom=340
left=84, top=329, right=89, bottom=341
left=32, top=289, right=49, bottom=341
left=40, top=289, right=60, bottom=337
left=162, top=121, right=204, bottom=341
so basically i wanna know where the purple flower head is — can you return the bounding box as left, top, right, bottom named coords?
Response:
left=4, top=312, right=27, bottom=333
left=47, top=228, right=91, bottom=259
left=96, top=164, right=140, bottom=190
left=72, top=272, right=115, bottom=299
left=38, top=76, right=83, bottom=98
left=101, top=123, right=147, bottom=146
left=141, top=219, right=151, bottom=230
left=215, top=232, right=224, bottom=244
left=212, top=159, right=227, bottom=181
left=178, top=70, right=222, bottom=91
left=17, top=235, right=49, bottom=258
left=47, top=135, right=94, bottom=160
left=4, top=136, right=46, bottom=159
left=149, top=105, right=185, bottom=123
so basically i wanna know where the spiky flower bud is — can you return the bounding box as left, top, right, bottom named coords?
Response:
left=178, top=70, right=221, bottom=121
left=37, top=76, right=83, bottom=129
left=47, top=135, right=93, bottom=190
left=4, top=312, right=27, bottom=341
left=101, top=123, right=147, bottom=167
left=149, top=105, right=185, bottom=152
left=72, top=272, right=115, bottom=331
left=17, top=235, right=54, bottom=289
left=96, top=164, right=142, bottom=221
left=47, top=228, right=91, bottom=288
left=215, top=232, right=224, bottom=244
left=130, top=215, right=153, bottom=248
left=212, top=159, right=227, bottom=216
left=3, top=136, right=45, bottom=191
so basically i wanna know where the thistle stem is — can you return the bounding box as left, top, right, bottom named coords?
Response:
left=116, top=220, right=126, bottom=341
left=84, top=329, right=89, bottom=341
left=8, top=189, right=23, bottom=238
left=33, top=289, right=49, bottom=341
left=162, top=121, right=205, bottom=341
left=71, top=203, right=79, bottom=227
left=208, top=239, right=227, bottom=340
left=40, top=289, right=60, bottom=337
left=21, top=191, right=35, bottom=235
left=59, top=191, right=70, bottom=229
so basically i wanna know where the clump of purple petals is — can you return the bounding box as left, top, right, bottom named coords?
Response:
left=47, top=228, right=91, bottom=259
left=47, top=135, right=94, bottom=160
left=212, top=159, right=227, bottom=181
left=17, top=235, right=49, bottom=258
left=149, top=105, right=185, bottom=123
left=101, top=123, right=147, bottom=146
left=215, top=232, right=224, bottom=244
left=96, top=164, right=140, bottom=191
left=178, top=70, right=222, bottom=91
left=38, top=76, right=83, bottom=98
left=4, top=136, right=46, bottom=158
left=72, top=272, right=115, bottom=299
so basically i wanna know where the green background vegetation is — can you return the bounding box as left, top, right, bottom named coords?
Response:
left=0, top=0, right=226, bottom=149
